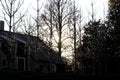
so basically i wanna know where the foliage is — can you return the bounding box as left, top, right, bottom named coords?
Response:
left=107, top=0, right=120, bottom=56
left=76, top=0, right=120, bottom=74
left=77, top=20, right=108, bottom=73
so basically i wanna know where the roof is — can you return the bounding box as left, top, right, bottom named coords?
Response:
left=42, top=47, right=65, bottom=64
left=0, top=34, right=8, bottom=40
left=14, top=37, right=26, bottom=43
left=30, top=52, right=51, bottom=63
left=0, top=30, right=64, bottom=64
left=51, top=53, right=65, bottom=64
left=0, top=37, right=3, bottom=41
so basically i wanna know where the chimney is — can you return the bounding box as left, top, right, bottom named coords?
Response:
left=0, top=21, right=4, bottom=31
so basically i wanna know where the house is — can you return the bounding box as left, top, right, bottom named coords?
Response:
left=0, top=21, right=65, bottom=73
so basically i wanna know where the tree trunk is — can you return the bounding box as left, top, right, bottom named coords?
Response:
left=58, top=1, right=62, bottom=58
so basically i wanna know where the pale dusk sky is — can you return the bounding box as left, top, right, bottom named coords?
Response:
left=24, top=0, right=108, bottom=21
left=0, top=0, right=108, bottom=30
left=0, top=0, right=108, bottom=58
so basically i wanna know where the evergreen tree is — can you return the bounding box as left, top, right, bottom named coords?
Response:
left=78, top=20, right=107, bottom=73
left=107, top=0, right=120, bottom=56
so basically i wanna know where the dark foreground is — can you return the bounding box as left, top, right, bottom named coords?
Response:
left=0, top=71, right=120, bottom=80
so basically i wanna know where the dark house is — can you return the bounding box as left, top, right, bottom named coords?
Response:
left=0, top=21, right=65, bottom=73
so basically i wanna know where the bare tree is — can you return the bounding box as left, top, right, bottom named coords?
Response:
left=86, top=0, right=97, bottom=75
left=42, top=0, right=73, bottom=58
left=72, top=0, right=77, bottom=72
left=0, top=0, right=25, bottom=32
left=87, top=0, right=97, bottom=22
left=41, top=0, right=54, bottom=47
left=0, top=0, right=25, bottom=70
left=69, top=0, right=83, bottom=72
left=21, top=14, right=36, bottom=35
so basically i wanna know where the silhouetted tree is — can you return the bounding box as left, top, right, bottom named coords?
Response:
left=107, top=0, right=120, bottom=56
left=105, top=0, right=120, bottom=73
left=72, top=0, right=77, bottom=72
left=75, top=8, right=83, bottom=72
left=41, top=0, right=54, bottom=47
left=0, top=0, right=25, bottom=32
left=0, top=0, right=25, bottom=70
left=77, top=1, right=97, bottom=74
left=82, top=20, right=107, bottom=73
left=42, top=0, right=73, bottom=58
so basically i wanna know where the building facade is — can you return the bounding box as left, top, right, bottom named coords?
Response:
left=0, top=21, right=65, bottom=72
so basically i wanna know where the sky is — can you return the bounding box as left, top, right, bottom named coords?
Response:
left=23, top=0, right=108, bottom=22
left=0, top=0, right=108, bottom=58
left=0, top=0, right=108, bottom=30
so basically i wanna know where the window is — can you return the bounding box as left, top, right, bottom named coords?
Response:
left=0, top=42, right=1, bottom=48
left=17, top=58, right=25, bottom=71
left=3, top=60, right=6, bottom=66
left=47, top=65, right=50, bottom=72
left=39, top=65, right=43, bottom=72
left=17, top=43, right=25, bottom=56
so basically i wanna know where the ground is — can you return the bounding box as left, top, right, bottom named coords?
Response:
left=0, top=71, right=120, bottom=80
